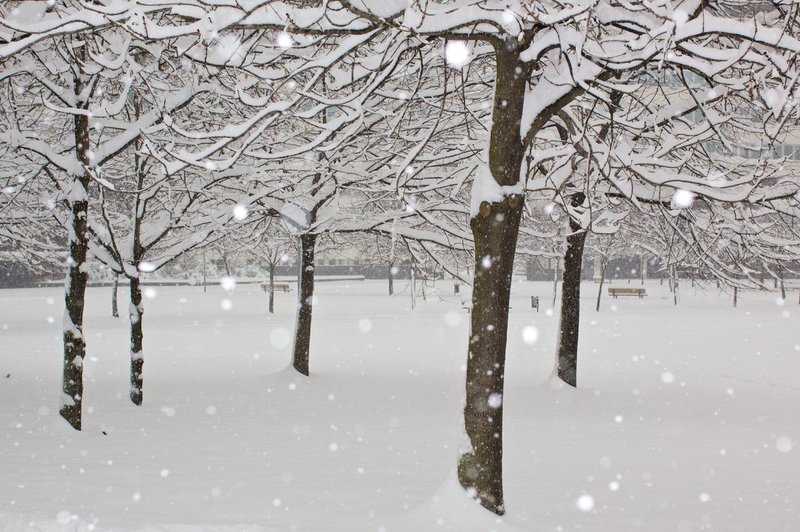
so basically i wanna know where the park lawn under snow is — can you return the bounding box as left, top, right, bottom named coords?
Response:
left=0, top=279, right=798, bottom=531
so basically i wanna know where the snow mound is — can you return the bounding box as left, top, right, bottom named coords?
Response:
left=384, top=470, right=528, bottom=532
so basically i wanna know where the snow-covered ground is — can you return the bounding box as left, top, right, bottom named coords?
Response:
left=1, top=279, right=798, bottom=531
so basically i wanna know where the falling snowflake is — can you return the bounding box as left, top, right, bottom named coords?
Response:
left=521, top=325, right=539, bottom=345
left=776, top=436, right=793, bottom=453
left=672, top=189, right=695, bottom=209
left=444, top=41, right=470, bottom=68
left=232, top=204, right=249, bottom=221
left=487, top=393, right=502, bottom=408
left=576, top=494, right=594, bottom=512
left=276, top=31, right=293, bottom=49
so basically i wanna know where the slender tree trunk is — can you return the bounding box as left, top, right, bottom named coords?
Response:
left=734, top=286, right=738, bottom=308
left=596, top=260, right=607, bottom=312
left=202, top=248, right=207, bottom=293
left=551, top=258, right=558, bottom=307
left=292, top=233, right=316, bottom=376
left=388, top=262, right=394, bottom=295
left=269, top=263, right=275, bottom=314
left=458, top=42, right=531, bottom=516
left=128, top=276, right=144, bottom=405
left=61, top=175, right=90, bottom=431
left=410, top=262, right=417, bottom=309
left=221, top=247, right=231, bottom=277
left=556, top=194, right=587, bottom=387
left=780, top=269, right=786, bottom=300
left=641, top=257, right=646, bottom=285
left=111, top=274, right=119, bottom=318
left=672, top=266, right=679, bottom=306
left=60, top=75, right=92, bottom=431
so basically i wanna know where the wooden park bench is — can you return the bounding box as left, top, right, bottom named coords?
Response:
left=260, top=282, right=292, bottom=293
left=608, top=287, right=646, bottom=298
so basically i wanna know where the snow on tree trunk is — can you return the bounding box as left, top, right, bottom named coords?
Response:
left=292, top=234, right=316, bottom=376
left=60, top=78, right=92, bottom=432
left=458, top=44, right=530, bottom=516
left=111, top=274, right=119, bottom=318
left=269, top=263, right=275, bottom=314
left=61, top=176, right=90, bottom=431
left=556, top=194, right=587, bottom=387
left=460, top=194, right=523, bottom=515
left=129, top=276, right=144, bottom=405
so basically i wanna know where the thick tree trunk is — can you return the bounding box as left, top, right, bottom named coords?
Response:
left=269, top=263, right=275, bottom=314
left=111, top=274, right=119, bottom=318
left=458, top=42, right=531, bottom=516
left=459, top=195, right=523, bottom=516
left=292, top=234, right=316, bottom=376
left=129, top=276, right=144, bottom=405
left=388, top=262, right=394, bottom=295
left=556, top=194, right=587, bottom=387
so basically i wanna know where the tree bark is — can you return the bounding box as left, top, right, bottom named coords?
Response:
left=388, top=262, right=394, bottom=295
left=111, top=274, right=119, bottom=318
left=61, top=175, right=90, bottom=431
left=410, top=262, right=416, bottom=309
left=269, top=263, right=275, bottom=314
left=202, top=248, right=207, bottom=293
left=292, top=233, right=316, bottom=376
left=459, top=195, right=522, bottom=516
left=60, top=75, right=92, bottom=431
left=458, top=42, right=531, bottom=516
left=641, top=257, right=646, bottom=285
left=556, top=194, right=587, bottom=387
left=595, top=260, right=607, bottom=312
left=672, top=266, right=679, bottom=306
left=128, top=276, right=144, bottom=405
